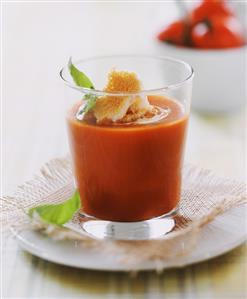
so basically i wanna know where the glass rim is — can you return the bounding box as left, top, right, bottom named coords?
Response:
left=59, top=54, right=194, bottom=96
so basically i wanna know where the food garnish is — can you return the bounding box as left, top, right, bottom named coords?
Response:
left=93, top=70, right=154, bottom=124
left=69, top=59, right=157, bottom=123
left=29, top=191, right=81, bottom=225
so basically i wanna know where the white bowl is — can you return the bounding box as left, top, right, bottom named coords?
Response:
left=155, top=42, right=246, bottom=114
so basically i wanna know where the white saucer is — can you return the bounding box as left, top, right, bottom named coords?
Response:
left=13, top=206, right=246, bottom=271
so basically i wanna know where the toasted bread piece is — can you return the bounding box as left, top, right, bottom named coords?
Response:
left=93, top=96, right=134, bottom=123
left=104, top=70, right=141, bottom=93
left=93, top=70, right=154, bottom=123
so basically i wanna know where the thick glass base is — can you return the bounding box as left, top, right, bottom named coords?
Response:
left=78, top=208, right=177, bottom=240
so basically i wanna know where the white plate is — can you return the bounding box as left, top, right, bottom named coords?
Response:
left=14, top=206, right=246, bottom=271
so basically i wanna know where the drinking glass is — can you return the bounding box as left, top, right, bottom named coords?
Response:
left=60, top=55, right=194, bottom=240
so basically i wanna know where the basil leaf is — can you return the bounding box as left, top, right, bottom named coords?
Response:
left=76, top=94, right=98, bottom=120
left=82, top=94, right=97, bottom=113
left=68, top=58, right=98, bottom=115
left=29, top=190, right=81, bottom=225
left=68, top=57, right=94, bottom=89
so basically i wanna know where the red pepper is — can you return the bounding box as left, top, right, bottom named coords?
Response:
left=157, top=20, right=190, bottom=46
left=191, top=16, right=245, bottom=49
left=157, top=0, right=245, bottom=49
left=191, top=0, right=233, bottom=25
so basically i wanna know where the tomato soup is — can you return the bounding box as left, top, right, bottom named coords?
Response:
left=67, top=96, right=188, bottom=221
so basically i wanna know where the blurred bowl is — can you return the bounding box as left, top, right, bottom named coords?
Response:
left=155, top=42, right=246, bottom=114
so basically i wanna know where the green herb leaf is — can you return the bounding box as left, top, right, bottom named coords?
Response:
left=76, top=94, right=98, bottom=119
left=29, top=190, right=81, bottom=225
left=68, top=57, right=94, bottom=89
left=68, top=58, right=98, bottom=115
left=82, top=94, right=97, bottom=113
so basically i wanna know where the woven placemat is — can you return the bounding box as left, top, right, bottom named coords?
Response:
left=1, top=157, right=246, bottom=267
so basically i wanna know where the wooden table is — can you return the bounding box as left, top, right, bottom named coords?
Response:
left=2, top=2, right=246, bottom=298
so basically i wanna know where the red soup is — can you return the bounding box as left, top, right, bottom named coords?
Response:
left=67, top=95, right=188, bottom=221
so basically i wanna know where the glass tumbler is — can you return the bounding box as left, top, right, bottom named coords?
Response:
left=60, top=55, right=194, bottom=240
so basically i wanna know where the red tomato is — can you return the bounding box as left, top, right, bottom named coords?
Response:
left=191, top=16, right=245, bottom=49
left=157, top=20, right=189, bottom=46
left=191, top=0, right=233, bottom=25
